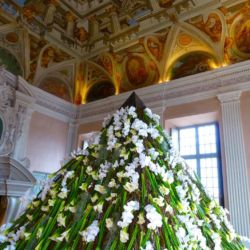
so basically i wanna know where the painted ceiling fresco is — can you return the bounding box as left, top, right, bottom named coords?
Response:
left=0, top=0, right=250, bottom=103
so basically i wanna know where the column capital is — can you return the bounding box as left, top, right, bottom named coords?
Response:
left=217, top=90, right=242, bottom=104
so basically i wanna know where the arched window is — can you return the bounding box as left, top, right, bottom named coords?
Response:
left=86, top=81, right=115, bottom=103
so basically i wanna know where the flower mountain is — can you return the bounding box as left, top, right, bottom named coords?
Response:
left=0, top=93, right=245, bottom=250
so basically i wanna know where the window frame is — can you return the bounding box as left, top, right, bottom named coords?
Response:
left=174, top=122, right=224, bottom=206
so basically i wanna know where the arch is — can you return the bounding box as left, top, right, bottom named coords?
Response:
left=162, top=22, right=219, bottom=80
left=38, top=77, right=73, bottom=102
left=86, top=81, right=116, bottom=103
left=229, top=11, right=250, bottom=58
left=167, top=51, right=218, bottom=80
left=0, top=47, right=23, bottom=76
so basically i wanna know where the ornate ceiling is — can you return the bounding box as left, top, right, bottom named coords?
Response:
left=0, top=0, right=250, bottom=103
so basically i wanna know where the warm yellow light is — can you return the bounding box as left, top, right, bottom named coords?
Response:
left=209, top=61, right=219, bottom=69
left=80, top=85, right=88, bottom=104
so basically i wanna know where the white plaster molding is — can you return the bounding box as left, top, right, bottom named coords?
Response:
left=0, top=156, right=36, bottom=196
left=217, top=90, right=242, bottom=103
left=218, top=91, right=250, bottom=237
left=65, top=122, right=79, bottom=156
left=2, top=60, right=250, bottom=126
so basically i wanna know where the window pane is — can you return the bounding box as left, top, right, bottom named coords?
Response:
left=200, top=158, right=220, bottom=201
left=185, top=159, right=197, bottom=173
left=179, top=128, right=196, bottom=156
left=198, top=125, right=216, bottom=154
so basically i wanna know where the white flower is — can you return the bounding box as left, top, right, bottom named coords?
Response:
left=159, top=186, right=170, bottom=196
left=94, top=202, right=104, bottom=214
left=128, top=106, right=137, bottom=118
left=144, top=108, right=160, bottom=124
left=117, top=201, right=140, bottom=228
left=86, top=166, right=93, bottom=174
left=94, top=185, right=106, bottom=194
left=4, top=244, right=16, bottom=250
left=41, top=179, right=53, bottom=201
left=68, top=206, right=76, bottom=213
left=106, top=193, right=117, bottom=201
left=41, top=206, right=49, bottom=212
left=124, top=182, right=138, bottom=193
left=57, top=213, right=66, bottom=227
left=0, top=234, right=7, bottom=243
left=137, top=213, right=145, bottom=225
left=145, top=204, right=162, bottom=230
left=58, top=187, right=68, bottom=199
left=176, top=227, right=186, bottom=239
left=61, top=171, right=74, bottom=187
left=153, top=197, right=164, bottom=207
left=80, top=220, right=99, bottom=243
left=120, top=229, right=129, bottom=243
left=143, top=241, right=155, bottom=250
left=162, top=170, right=174, bottom=184
left=165, top=205, right=174, bottom=214
left=48, top=199, right=55, bottom=207
left=108, top=179, right=117, bottom=188
left=53, top=231, right=68, bottom=242
left=148, top=148, right=159, bottom=160
left=134, top=139, right=145, bottom=153
left=147, top=126, right=160, bottom=139
left=105, top=218, right=113, bottom=230
left=117, top=171, right=125, bottom=180
left=26, top=214, right=33, bottom=220
left=91, top=194, right=99, bottom=203
left=99, top=161, right=112, bottom=180
left=211, top=232, right=221, bottom=249
left=139, top=153, right=151, bottom=168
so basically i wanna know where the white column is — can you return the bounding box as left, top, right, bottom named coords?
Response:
left=12, top=106, right=33, bottom=168
left=65, top=122, right=79, bottom=156
left=218, top=90, right=250, bottom=237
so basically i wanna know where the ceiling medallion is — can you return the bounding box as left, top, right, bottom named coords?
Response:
left=178, top=34, right=192, bottom=46
left=5, top=32, right=19, bottom=43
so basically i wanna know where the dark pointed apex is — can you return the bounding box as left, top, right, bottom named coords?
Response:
left=121, top=92, right=146, bottom=109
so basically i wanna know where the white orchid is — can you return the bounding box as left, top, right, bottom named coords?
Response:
left=105, top=218, right=113, bottom=230
left=94, top=185, right=106, bottom=194
left=120, top=229, right=129, bottom=243
left=117, top=201, right=140, bottom=228
left=80, top=220, right=99, bottom=243
left=145, top=205, right=162, bottom=230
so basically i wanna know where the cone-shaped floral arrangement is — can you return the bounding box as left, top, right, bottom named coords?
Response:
left=0, top=93, right=246, bottom=249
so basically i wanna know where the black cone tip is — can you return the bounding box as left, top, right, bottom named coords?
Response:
left=120, top=92, right=146, bottom=109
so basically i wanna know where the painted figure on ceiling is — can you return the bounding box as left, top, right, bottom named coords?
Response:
left=235, top=17, right=250, bottom=53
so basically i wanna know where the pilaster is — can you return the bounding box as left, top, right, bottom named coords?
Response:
left=12, top=103, right=34, bottom=168
left=218, top=90, right=250, bottom=237
left=65, top=121, right=79, bottom=156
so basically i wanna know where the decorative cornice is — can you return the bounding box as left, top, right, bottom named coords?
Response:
left=2, top=60, right=250, bottom=125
